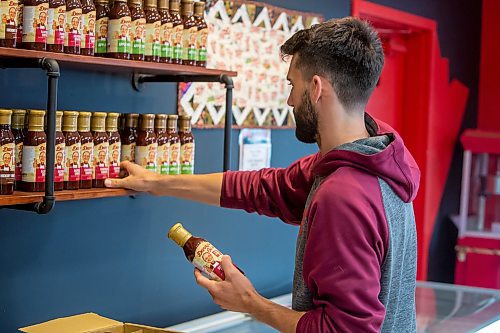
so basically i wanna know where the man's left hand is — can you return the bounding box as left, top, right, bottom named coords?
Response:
left=194, top=255, right=261, bottom=313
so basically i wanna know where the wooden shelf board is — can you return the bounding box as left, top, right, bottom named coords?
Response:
left=0, top=47, right=237, bottom=77
left=0, top=188, right=135, bottom=206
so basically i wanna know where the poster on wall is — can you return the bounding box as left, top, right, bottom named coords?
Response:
left=178, top=0, right=323, bottom=128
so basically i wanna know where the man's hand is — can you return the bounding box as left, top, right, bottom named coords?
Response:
left=104, top=160, right=160, bottom=194
left=194, top=255, right=260, bottom=313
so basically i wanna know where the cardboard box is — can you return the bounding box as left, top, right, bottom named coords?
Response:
left=19, top=313, right=183, bottom=333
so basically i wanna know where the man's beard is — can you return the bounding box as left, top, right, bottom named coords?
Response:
left=294, top=90, right=318, bottom=144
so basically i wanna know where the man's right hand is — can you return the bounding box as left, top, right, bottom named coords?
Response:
left=104, top=160, right=160, bottom=194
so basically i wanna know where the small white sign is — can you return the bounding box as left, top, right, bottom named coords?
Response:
left=238, top=129, right=271, bottom=171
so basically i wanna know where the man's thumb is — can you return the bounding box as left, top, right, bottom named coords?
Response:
left=104, top=178, right=123, bottom=188
left=220, top=255, right=235, bottom=273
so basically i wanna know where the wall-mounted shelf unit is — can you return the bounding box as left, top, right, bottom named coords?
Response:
left=0, top=47, right=237, bottom=214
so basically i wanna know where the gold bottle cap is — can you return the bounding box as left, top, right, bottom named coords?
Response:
left=91, top=112, right=107, bottom=132
left=95, top=0, right=108, bottom=4
left=167, top=114, right=178, bottom=130
left=128, top=0, right=142, bottom=6
left=181, top=0, right=193, bottom=15
left=178, top=115, right=191, bottom=131
left=106, top=112, right=120, bottom=132
left=63, top=111, right=79, bottom=132
left=12, top=109, right=26, bottom=129
left=144, top=0, right=157, bottom=7
left=78, top=112, right=92, bottom=132
left=0, top=109, right=12, bottom=125
left=139, top=114, right=155, bottom=130
left=125, top=113, right=139, bottom=128
left=194, top=1, right=204, bottom=15
left=169, top=0, right=180, bottom=11
left=168, top=223, right=192, bottom=247
left=55, top=111, right=64, bottom=131
left=158, top=0, right=169, bottom=10
left=28, top=110, right=46, bottom=131
left=154, top=114, right=167, bottom=129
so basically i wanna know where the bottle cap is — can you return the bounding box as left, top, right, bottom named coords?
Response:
left=154, top=114, right=167, bottom=129
left=167, top=114, right=178, bottom=130
left=181, top=0, right=193, bottom=15
left=0, top=109, right=12, bottom=125
left=78, top=112, right=92, bottom=132
left=11, top=109, right=26, bottom=129
left=194, top=1, right=204, bottom=15
left=125, top=113, right=139, bottom=128
left=144, top=0, right=157, bottom=8
left=55, top=111, right=64, bottom=131
left=158, top=0, right=169, bottom=10
left=106, top=112, right=120, bottom=132
left=170, top=0, right=180, bottom=11
left=63, top=111, right=79, bottom=132
left=91, top=112, right=107, bottom=132
left=168, top=223, right=192, bottom=247
left=28, top=110, right=45, bottom=131
left=139, top=114, right=155, bottom=130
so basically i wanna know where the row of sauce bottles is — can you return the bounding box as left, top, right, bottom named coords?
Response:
left=0, top=108, right=195, bottom=195
left=0, top=0, right=208, bottom=66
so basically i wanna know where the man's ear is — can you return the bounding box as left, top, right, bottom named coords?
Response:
left=310, top=75, right=323, bottom=104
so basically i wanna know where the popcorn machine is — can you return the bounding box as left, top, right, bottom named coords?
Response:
left=455, top=129, right=500, bottom=288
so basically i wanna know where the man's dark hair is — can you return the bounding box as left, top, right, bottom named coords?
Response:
left=281, top=17, right=384, bottom=111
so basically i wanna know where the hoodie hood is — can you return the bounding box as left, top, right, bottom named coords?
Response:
left=313, top=114, right=420, bottom=203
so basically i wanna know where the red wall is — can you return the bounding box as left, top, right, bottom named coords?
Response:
left=478, top=0, right=500, bottom=131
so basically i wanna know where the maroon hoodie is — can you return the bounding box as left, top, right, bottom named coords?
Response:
left=221, top=115, right=420, bottom=332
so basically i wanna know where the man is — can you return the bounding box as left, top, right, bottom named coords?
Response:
left=106, top=17, right=419, bottom=333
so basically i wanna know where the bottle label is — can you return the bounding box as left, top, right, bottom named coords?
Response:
left=47, top=5, right=65, bottom=45
left=14, top=141, right=22, bottom=181
left=169, top=141, right=180, bottom=175
left=64, top=142, right=80, bottom=182
left=93, top=141, right=108, bottom=180
left=54, top=141, right=65, bottom=183
left=180, top=142, right=194, bottom=174
left=0, top=142, right=15, bottom=186
left=95, top=16, right=108, bottom=53
left=22, top=3, right=49, bottom=43
left=197, top=27, right=207, bottom=62
left=22, top=143, right=46, bottom=183
left=135, top=143, right=157, bottom=172
left=160, top=22, right=172, bottom=59
left=157, top=142, right=169, bottom=174
left=120, top=143, right=135, bottom=162
left=108, top=16, right=131, bottom=54
left=16, top=2, right=22, bottom=43
left=65, top=8, right=81, bottom=47
left=192, top=241, right=225, bottom=280
left=80, top=10, right=95, bottom=49
left=171, top=24, right=183, bottom=60
left=0, top=0, right=18, bottom=40
left=130, top=17, right=145, bottom=55
left=182, top=25, right=197, bottom=61
left=80, top=141, right=93, bottom=181
left=145, top=20, right=161, bottom=57
left=108, top=141, right=121, bottom=178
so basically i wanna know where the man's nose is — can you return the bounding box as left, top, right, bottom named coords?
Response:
left=287, top=94, right=294, bottom=107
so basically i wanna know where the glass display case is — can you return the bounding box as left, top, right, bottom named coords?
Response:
left=455, top=129, right=500, bottom=289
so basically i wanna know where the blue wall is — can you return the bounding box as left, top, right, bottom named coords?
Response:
left=0, top=0, right=481, bottom=331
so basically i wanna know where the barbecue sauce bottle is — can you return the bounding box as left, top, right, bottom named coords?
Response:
left=80, top=0, right=95, bottom=55
left=166, top=114, right=179, bottom=174
left=158, top=0, right=172, bottom=63
left=169, top=0, right=181, bottom=64
left=53, top=110, right=65, bottom=191
left=78, top=111, right=93, bottom=189
left=91, top=112, right=108, bottom=187
left=120, top=113, right=138, bottom=162
left=143, top=0, right=160, bottom=62
left=64, top=0, right=82, bottom=53
left=128, top=0, right=145, bottom=60
left=63, top=111, right=80, bottom=190
left=0, top=0, right=19, bottom=48
left=107, top=0, right=131, bottom=59
left=180, top=0, right=195, bottom=66
left=22, top=0, right=49, bottom=50
left=94, top=0, right=108, bottom=56
left=135, top=113, right=157, bottom=172
left=106, top=112, right=121, bottom=178
left=154, top=113, right=168, bottom=174
left=168, top=223, right=241, bottom=281
left=22, top=109, right=46, bottom=192
left=194, top=1, right=206, bottom=67
left=11, top=109, right=26, bottom=190
left=46, top=0, right=65, bottom=52
left=178, top=114, right=194, bottom=174
left=0, top=109, right=15, bottom=195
